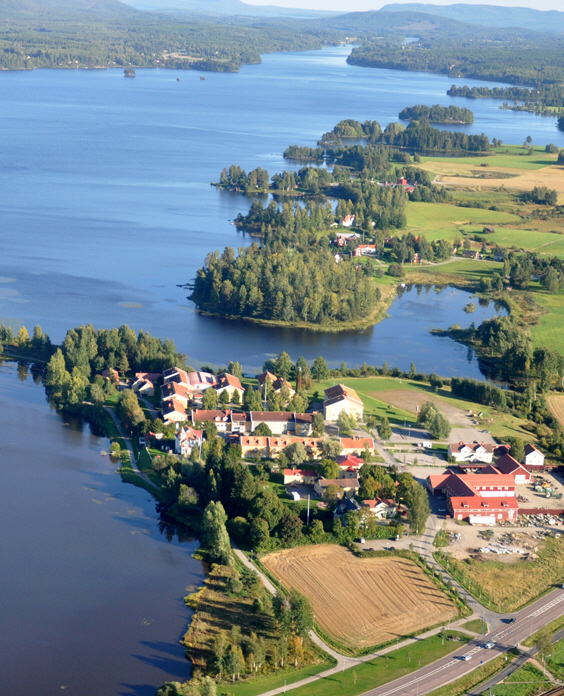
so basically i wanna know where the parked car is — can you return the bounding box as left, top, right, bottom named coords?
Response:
left=139, top=437, right=146, bottom=447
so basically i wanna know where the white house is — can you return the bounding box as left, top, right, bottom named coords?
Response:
left=448, top=442, right=495, bottom=464
left=523, top=444, right=545, bottom=470
left=175, top=426, right=203, bottom=457
left=362, top=498, right=397, bottom=519
left=324, top=384, right=364, bottom=421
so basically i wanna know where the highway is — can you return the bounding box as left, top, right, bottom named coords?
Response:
left=361, top=588, right=564, bottom=696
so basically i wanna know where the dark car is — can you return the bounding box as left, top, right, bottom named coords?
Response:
left=505, top=618, right=516, bottom=624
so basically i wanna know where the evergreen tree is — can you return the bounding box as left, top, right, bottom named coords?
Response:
left=378, top=416, right=392, bottom=440
left=201, top=501, right=233, bottom=565
left=311, top=356, right=330, bottom=381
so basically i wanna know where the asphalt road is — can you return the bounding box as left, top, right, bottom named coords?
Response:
left=361, top=589, right=564, bottom=696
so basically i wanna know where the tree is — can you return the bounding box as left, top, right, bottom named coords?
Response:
left=311, top=356, right=330, bottom=381
left=312, top=412, right=325, bottom=437
left=225, top=644, right=245, bottom=681
left=277, top=512, right=304, bottom=544
left=378, top=416, right=392, bottom=440
left=273, top=351, right=294, bottom=380
left=250, top=517, right=270, bottom=551
left=178, top=484, right=199, bottom=508
left=418, top=401, right=450, bottom=439
left=201, top=501, right=233, bottom=565
left=409, top=362, right=416, bottom=379
left=320, top=459, right=340, bottom=479
left=508, top=437, right=525, bottom=463
left=244, top=387, right=262, bottom=411
left=203, top=388, right=219, bottom=410
left=200, top=676, right=217, bottom=696
left=253, top=422, right=273, bottom=436
left=284, top=441, right=307, bottom=467
left=227, top=361, right=244, bottom=380
left=250, top=490, right=284, bottom=530
left=337, top=410, right=356, bottom=435
left=323, top=484, right=343, bottom=509
left=45, top=348, right=68, bottom=391
left=16, top=325, right=29, bottom=346
left=321, top=438, right=343, bottom=459
left=219, top=389, right=231, bottom=405
left=406, top=481, right=430, bottom=534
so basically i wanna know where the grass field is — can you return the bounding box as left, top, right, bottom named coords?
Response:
left=435, top=537, right=564, bottom=612
left=548, top=394, right=564, bottom=430
left=406, top=202, right=521, bottom=241
left=524, top=614, right=564, bottom=647
left=491, top=662, right=549, bottom=696
left=547, top=635, right=564, bottom=680
left=406, top=259, right=504, bottom=285
left=221, top=663, right=332, bottom=696
left=262, top=545, right=459, bottom=652
left=422, top=148, right=557, bottom=171
left=287, top=631, right=471, bottom=696
left=531, top=292, right=564, bottom=353
left=461, top=619, right=487, bottom=634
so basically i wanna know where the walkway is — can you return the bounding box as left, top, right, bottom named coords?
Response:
left=103, top=406, right=159, bottom=491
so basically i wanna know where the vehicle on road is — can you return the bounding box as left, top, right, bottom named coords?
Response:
left=460, top=654, right=472, bottom=661
left=504, top=617, right=516, bottom=624
left=484, top=642, right=495, bottom=649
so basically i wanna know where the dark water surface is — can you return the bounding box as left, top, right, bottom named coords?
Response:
left=0, top=364, right=202, bottom=696
left=0, top=45, right=552, bottom=373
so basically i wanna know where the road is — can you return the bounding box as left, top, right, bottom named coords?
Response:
left=359, top=589, right=564, bottom=696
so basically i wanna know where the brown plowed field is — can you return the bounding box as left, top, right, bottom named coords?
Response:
left=548, top=395, right=564, bottom=428
left=262, top=545, right=458, bottom=650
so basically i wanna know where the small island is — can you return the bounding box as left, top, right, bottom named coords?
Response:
left=124, top=67, right=136, bottom=78
left=399, top=105, right=474, bottom=125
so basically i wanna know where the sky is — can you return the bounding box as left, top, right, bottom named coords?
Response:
left=244, top=0, right=564, bottom=10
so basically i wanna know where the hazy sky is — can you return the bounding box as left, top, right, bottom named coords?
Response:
left=244, top=0, right=564, bottom=10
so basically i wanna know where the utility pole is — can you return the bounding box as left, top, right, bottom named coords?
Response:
left=307, top=495, right=311, bottom=526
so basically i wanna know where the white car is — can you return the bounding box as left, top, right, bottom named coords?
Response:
left=484, top=642, right=495, bottom=649
left=139, top=437, right=146, bottom=447
left=461, top=654, right=472, bottom=661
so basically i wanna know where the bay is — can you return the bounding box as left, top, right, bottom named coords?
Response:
left=0, top=363, right=202, bottom=696
left=0, top=45, right=550, bottom=374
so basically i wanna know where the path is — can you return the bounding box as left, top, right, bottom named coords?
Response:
left=103, top=406, right=159, bottom=491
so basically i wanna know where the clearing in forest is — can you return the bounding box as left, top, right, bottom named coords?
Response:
left=262, top=545, right=458, bottom=651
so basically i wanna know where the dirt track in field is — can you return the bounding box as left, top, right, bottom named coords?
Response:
left=262, top=545, right=458, bottom=650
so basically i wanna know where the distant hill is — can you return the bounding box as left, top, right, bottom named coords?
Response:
left=124, top=0, right=338, bottom=18
left=0, top=0, right=141, bottom=18
left=316, top=9, right=532, bottom=40
left=381, top=3, right=564, bottom=34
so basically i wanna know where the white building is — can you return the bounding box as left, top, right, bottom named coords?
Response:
left=323, top=384, right=364, bottom=421
left=448, top=442, right=495, bottom=464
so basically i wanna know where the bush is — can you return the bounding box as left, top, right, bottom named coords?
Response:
left=387, top=262, right=404, bottom=278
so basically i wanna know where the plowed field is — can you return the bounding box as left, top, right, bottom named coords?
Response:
left=262, top=545, right=458, bottom=650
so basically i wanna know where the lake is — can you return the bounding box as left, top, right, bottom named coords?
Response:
left=0, top=363, right=203, bottom=696
left=0, top=44, right=551, bottom=375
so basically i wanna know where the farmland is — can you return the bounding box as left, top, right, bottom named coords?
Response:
left=435, top=536, right=564, bottom=612
left=312, top=376, right=530, bottom=441
left=548, top=394, right=564, bottom=429
left=262, top=545, right=459, bottom=653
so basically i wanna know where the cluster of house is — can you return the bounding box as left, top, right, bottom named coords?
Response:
left=429, top=441, right=547, bottom=525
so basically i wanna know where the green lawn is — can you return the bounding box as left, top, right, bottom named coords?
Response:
left=406, top=202, right=521, bottom=241
left=461, top=619, right=487, bottom=634
left=406, top=259, right=504, bottom=284
left=491, top=662, right=549, bottom=696
left=546, top=635, right=564, bottom=680
left=530, top=291, right=564, bottom=353
left=481, top=227, right=564, bottom=255
left=287, top=631, right=470, bottom=696
left=219, top=662, right=333, bottom=696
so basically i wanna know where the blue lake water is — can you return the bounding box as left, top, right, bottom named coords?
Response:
left=0, top=45, right=550, bottom=375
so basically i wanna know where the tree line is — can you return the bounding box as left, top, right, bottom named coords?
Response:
left=399, top=104, right=474, bottom=124
left=448, top=84, right=564, bottom=108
